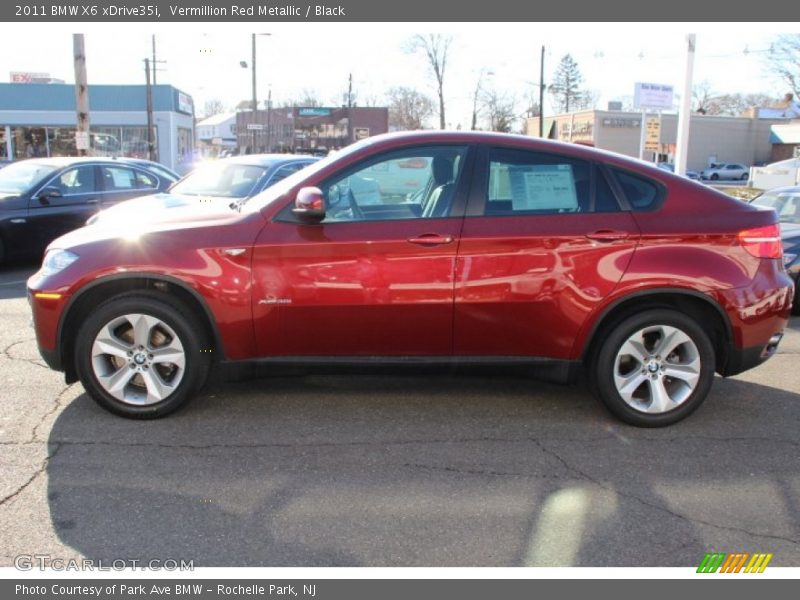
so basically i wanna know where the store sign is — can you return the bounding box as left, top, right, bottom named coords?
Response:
left=634, top=82, right=674, bottom=110
left=602, top=118, right=640, bottom=128
left=297, top=107, right=332, bottom=117
left=10, top=71, right=49, bottom=83
left=645, top=117, right=661, bottom=152
left=246, top=123, right=264, bottom=130
left=354, top=127, right=370, bottom=140
left=177, top=92, right=194, bottom=115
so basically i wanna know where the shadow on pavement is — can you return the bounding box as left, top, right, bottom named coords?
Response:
left=45, top=373, right=800, bottom=567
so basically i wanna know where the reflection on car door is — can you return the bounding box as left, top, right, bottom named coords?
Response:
left=251, top=145, right=472, bottom=357
left=455, top=146, right=640, bottom=360
left=27, top=164, right=101, bottom=249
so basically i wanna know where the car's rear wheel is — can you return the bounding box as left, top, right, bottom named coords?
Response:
left=592, top=309, right=715, bottom=427
left=74, top=293, right=210, bottom=418
left=740, top=173, right=749, bottom=181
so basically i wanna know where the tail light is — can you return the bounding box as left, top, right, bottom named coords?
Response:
left=737, top=224, right=783, bottom=259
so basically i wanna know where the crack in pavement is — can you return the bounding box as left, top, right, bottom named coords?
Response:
left=0, top=433, right=798, bottom=451
left=0, top=443, right=62, bottom=508
left=29, top=384, right=77, bottom=444
left=402, top=462, right=567, bottom=480
left=532, top=439, right=800, bottom=548
left=1, top=339, right=49, bottom=370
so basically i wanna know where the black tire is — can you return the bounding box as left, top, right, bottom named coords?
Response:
left=792, top=276, right=800, bottom=316
left=710, top=173, right=719, bottom=181
left=741, top=173, right=749, bottom=181
left=0, top=235, right=5, bottom=265
left=74, top=293, right=211, bottom=419
left=590, top=309, right=716, bottom=427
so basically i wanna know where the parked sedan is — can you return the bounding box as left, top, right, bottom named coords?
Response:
left=88, top=154, right=318, bottom=225
left=751, top=185, right=800, bottom=313
left=701, top=162, right=749, bottom=181
left=28, top=132, right=792, bottom=426
left=656, top=162, right=700, bottom=180
left=0, top=157, right=173, bottom=264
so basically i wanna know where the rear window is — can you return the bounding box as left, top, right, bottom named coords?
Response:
left=613, top=170, right=661, bottom=210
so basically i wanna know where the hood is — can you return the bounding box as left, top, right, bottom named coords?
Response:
left=89, top=192, right=236, bottom=225
left=51, top=194, right=251, bottom=251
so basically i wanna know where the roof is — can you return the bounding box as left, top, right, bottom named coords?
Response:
left=0, top=83, right=193, bottom=114
left=220, top=154, right=320, bottom=167
left=196, top=112, right=237, bottom=127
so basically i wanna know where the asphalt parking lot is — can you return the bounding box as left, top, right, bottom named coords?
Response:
left=0, top=262, right=798, bottom=568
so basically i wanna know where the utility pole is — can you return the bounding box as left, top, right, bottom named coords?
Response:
left=73, top=34, right=90, bottom=156
left=266, top=87, right=272, bottom=152
left=152, top=35, right=157, bottom=85
left=675, top=34, right=696, bottom=177
left=251, top=33, right=257, bottom=153
left=539, top=45, right=545, bottom=138
left=347, top=72, right=353, bottom=144
left=144, top=58, right=155, bottom=162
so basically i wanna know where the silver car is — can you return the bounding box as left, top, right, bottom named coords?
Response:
left=701, top=163, right=749, bottom=181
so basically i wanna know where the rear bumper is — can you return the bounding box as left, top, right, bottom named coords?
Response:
left=721, top=333, right=784, bottom=377
left=717, top=259, right=793, bottom=376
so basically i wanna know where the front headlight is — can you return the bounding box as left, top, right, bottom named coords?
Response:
left=41, top=249, right=79, bottom=276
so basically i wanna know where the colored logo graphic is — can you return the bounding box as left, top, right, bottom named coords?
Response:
left=697, top=552, right=773, bottom=573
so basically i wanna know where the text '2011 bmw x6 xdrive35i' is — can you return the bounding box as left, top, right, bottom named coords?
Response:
left=27, top=132, right=793, bottom=426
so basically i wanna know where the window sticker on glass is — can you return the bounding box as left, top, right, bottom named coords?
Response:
left=510, top=164, right=577, bottom=211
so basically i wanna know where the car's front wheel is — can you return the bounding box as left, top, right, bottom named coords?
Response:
left=710, top=173, right=720, bottom=180
left=592, top=309, right=715, bottom=427
left=74, top=293, right=210, bottom=418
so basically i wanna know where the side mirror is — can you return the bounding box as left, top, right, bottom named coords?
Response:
left=36, top=186, right=63, bottom=202
left=292, top=186, right=326, bottom=222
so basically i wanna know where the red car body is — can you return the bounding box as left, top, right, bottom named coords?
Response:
left=27, top=132, right=793, bottom=424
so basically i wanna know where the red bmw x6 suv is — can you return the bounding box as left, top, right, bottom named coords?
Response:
left=27, top=132, right=793, bottom=426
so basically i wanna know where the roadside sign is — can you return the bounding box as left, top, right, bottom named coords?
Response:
left=634, top=82, right=674, bottom=110
left=645, top=117, right=660, bottom=152
left=246, top=123, right=264, bottom=131
left=354, top=127, right=370, bottom=140
left=74, top=131, right=90, bottom=150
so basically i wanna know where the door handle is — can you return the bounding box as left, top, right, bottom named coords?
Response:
left=408, top=233, right=454, bottom=246
left=586, top=230, right=630, bottom=242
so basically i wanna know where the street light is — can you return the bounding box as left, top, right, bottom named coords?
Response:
left=239, top=33, right=271, bottom=153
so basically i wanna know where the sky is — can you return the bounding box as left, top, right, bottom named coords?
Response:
left=0, top=23, right=796, bottom=128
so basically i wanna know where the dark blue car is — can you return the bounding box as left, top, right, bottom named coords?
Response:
left=89, top=154, right=319, bottom=225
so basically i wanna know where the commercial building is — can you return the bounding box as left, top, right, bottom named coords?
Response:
left=0, top=83, right=195, bottom=173
left=526, top=109, right=787, bottom=171
left=235, top=106, right=389, bottom=154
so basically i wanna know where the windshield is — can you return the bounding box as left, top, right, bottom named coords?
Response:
left=240, top=145, right=382, bottom=213
left=0, top=161, right=58, bottom=194
left=170, top=163, right=268, bottom=198
left=753, top=192, right=800, bottom=224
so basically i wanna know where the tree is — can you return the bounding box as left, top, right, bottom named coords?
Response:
left=480, top=87, right=518, bottom=133
left=387, top=86, right=434, bottom=130
left=203, top=98, right=227, bottom=117
left=281, top=89, right=324, bottom=108
left=766, top=35, right=800, bottom=97
left=407, top=34, right=452, bottom=129
left=549, top=54, right=584, bottom=113
left=692, top=80, right=715, bottom=113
